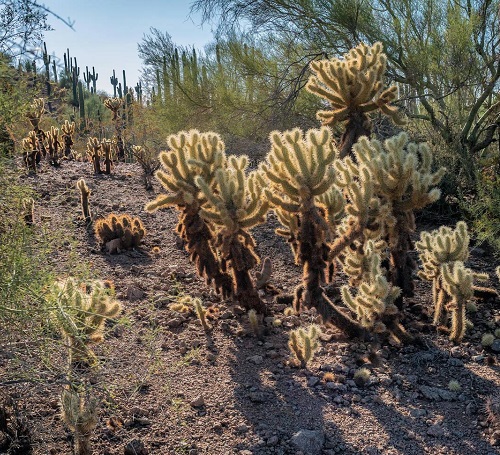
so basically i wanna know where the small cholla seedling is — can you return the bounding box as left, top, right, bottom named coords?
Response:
left=353, top=367, right=371, bottom=387
left=448, top=380, right=461, bottom=392
left=247, top=309, right=261, bottom=338
left=101, top=140, right=113, bottom=174
left=23, top=197, right=35, bottom=225
left=482, top=333, right=495, bottom=347
left=193, top=298, right=211, bottom=331
left=288, top=325, right=320, bottom=368
left=306, top=42, right=405, bottom=158
left=94, top=213, right=146, bottom=253
left=255, top=256, right=272, bottom=290
left=76, top=179, right=91, bottom=223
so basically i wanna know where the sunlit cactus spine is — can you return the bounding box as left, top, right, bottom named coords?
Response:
left=353, top=133, right=446, bottom=306
left=306, top=42, right=405, bottom=158
left=145, top=130, right=233, bottom=298
left=196, top=155, right=269, bottom=313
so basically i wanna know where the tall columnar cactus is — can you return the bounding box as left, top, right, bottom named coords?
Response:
left=83, top=66, right=98, bottom=93
left=416, top=221, right=470, bottom=326
left=306, top=42, right=405, bottom=158
left=104, top=97, right=124, bottom=160
left=51, top=278, right=121, bottom=455
left=42, top=42, right=52, bottom=112
left=110, top=70, right=118, bottom=97
left=86, top=137, right=102, bottom=174
left=145, top=130, right=232, bottom=298
left=353, top=133, right=446, bottom=306
left=78, top=81, right=85, bottom=129
left=341, top=240, right=411, bottom=343
left=76, top=179, right=91, bottom=223
left=61, top=120, right=75, bottom=157
left=261, top=127, right=366, bottom=337
left=196, top=155, right=269, bottom=312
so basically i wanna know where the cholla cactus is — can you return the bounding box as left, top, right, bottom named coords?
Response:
left=145, top=130, right=232, bottom=298
left=86, top=137, right=102, bottom=174
left=51, top=278, right=122, bottom=369
left=354, top=133, right=446, bottom=304
left=52, top=278, right=120, bottom=455
left=196, top=155, right=269, bottom=312
left=441, top=262, right=487, bottom=342
left=22, top=131, right=38, bottom=173
left=76, top=179, right=91, bottom=223
left=496, top=267, right=500, bottom=281
left=103, top=97, right=122, bottom=121
left=288, top=325, right=320, bottom=368
left=101, top=140, right=113, bottom=174
left=416, top=221, right=469, bottom=325
left=416, top=222, right=487, bottom=342
left=61, top=120, right=75, bottom=157
left=132, top=144, right=160, bottom=190
left=61, top=388, right=98, bottom=455
left=261, top=127, right=365, bottom=337
left=46, top=126, right=61, bottom=166
left=306, top=42, right=405, bottom=158
left=341, top=240, right=411, bottom=343
left=94, top=213, right=145, bottom=252
left=104, top=97, right=124, bottom=159
left=26, top=98, right=47, bottom=160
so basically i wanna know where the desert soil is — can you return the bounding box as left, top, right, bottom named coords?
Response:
left=1, top=159, right=500, bottom=455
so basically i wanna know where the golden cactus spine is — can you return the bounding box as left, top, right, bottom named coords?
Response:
left=76, top=179, right=91, bottom=223
left=145, top=130, right=233, bottom=298
left=196, top=154, right=269, bottom=313
left=306, top=42, right=405, bottom=158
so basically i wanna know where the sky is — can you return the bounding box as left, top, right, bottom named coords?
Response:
left=40, top=1, right=215, bottom=93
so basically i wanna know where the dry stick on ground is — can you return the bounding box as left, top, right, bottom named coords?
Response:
left=145, top=130, right=233, bottom=298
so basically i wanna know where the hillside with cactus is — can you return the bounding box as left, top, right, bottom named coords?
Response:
left=1, top=3, right=500, bottom=454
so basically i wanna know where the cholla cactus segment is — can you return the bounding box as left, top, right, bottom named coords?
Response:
left=51, top=278, right=122, bottom=368
left=288, top=325, right=320, bottom=368
left=196, top=155, right=268, bottom=233
left=46, top=126, right=62, bottom=165
left=307, top=42, right=403, bottom=126
left=146, top=130, right=226, bottom=211
left=86, top=137, right=102, bottom=174
left=26, top=98, right=45, bottom=129
left=341, top=238, right=387, bottom=286
left=340, top=243, right=408, bottom=342
left=94, top=213, right=146, bottom=252
left=262, top=127, right=336, bottom=208
left=416, top=221, right=470, bottom=281
left=103, top=97, right=122, bottom=120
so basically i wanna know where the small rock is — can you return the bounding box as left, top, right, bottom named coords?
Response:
left=127, top=286, right=145, bottom=302
left=410, top=408, right=426, bottom=418
left=290, top=429, right=325, bottom=455
left=190, top=395, right=205, bottom=408
left=307, top=376, right=320, bottom=387
left=450, top=346, right=462, bottom=358
left=237, top=424, right=249, bottom=434
left=247, top=355, right=264, bottom=365
left=491, top=339, right=500, bottom=353
left=124, top=439, right=148, bottom=455
left=167, top=318, right=184, bottom=328
left=267, top=435, right=279, bottom=446
left=427, top=424, right=444, bottom=438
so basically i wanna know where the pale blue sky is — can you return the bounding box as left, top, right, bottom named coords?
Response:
left=40, top=1, right=214, bottom=92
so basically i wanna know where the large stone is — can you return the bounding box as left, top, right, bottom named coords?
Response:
left=290, top=429, right=325, bottom=455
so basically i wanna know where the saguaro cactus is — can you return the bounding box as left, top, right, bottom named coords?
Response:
left=196, top=155, right=269, bottom=312
left=306, top=42, right=405, bottom=158
left=145, top=130, right=233, bottom=298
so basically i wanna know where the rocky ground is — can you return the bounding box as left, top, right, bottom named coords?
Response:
left=1, top=159, right=500, bottom=455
